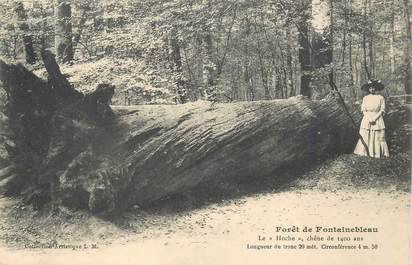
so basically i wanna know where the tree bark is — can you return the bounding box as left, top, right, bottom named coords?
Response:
left=202, top=32, right=217, bottom=102
left=367, top=0, right=375, bottom=77
left=72, top=2, right=90, bottom=56
left=403, top=0, right=411, bottom=96
left=169, top=28, right=188, bottom=103
left=257, top=45, right=270, bottom=100
left=368, top=37, right=375, bottom=78
left=362, top=0, right=371, bottom=80
left=243, top=62, right=254, bottom=101
left=14, top=2, right=36, bottom=64
left=55, top=0, right=74, bottom=63
left=286, top=27, right=295, bottom=97
left=298, top=5, right=312, bottom=98
left=389, top=0, right=396, bottom=75
left=348, top=0, right=356, bottom=99
left=341, top=0, right=348, bottom=66
left=310, top=0, right=333, bottom=96
left=273, top=67, right=280, bottom=98
left=105, top=94, right=356, bottom=209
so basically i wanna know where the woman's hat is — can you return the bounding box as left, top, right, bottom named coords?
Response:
left=361, top=79, right=385, bottom=91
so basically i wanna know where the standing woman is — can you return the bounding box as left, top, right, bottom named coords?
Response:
left=353, top=79, right=390, bottom=158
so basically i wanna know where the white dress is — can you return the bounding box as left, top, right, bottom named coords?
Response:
left=353, top=94, right=390, bottom=158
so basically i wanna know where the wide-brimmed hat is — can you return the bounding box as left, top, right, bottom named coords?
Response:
left=361, top=79, right=385, bottom=91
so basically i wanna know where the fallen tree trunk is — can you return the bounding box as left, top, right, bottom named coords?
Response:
left=0, top=54, right=357, bottom=214
left=102, top=97, right=356, bottom=210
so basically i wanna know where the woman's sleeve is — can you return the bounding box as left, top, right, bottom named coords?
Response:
left=380, top=96, right=386, bottom=113
left=361, top=98, right=366, bottom=112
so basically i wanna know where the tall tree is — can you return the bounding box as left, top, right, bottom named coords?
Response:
left=202, top=32, right=217, bottom=102
left=367, top=0, right=375, bottom=77
left=389, top=0, right=396, bottom=75
left=242, top=14, right=255, bottom=101
left=285, top=18, right=295, bottom=97
left=298, top=0, right=312, bottom=97
left=55, top=0, right=73, bottom=63
left=347, top=0, right=356, bottom=99
left=311, top=0, right=333, bottom=96
left=403, top=0, right=411, bottom=95
left=362, top=0, right=371, bottom=80
left=72, top=1, right=91, bottom=56
left=169, top=28, right=188, bottom=103
left=14, top=2, right=36, bottom=64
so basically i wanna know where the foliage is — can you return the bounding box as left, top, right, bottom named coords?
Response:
left=0, top=0, right=410, bottom=103
left=34, top=57, right=174, bottom=105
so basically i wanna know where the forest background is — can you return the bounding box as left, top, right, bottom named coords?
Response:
left=0, top=0, right=410, bottom=107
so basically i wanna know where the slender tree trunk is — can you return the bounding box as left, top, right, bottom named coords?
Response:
left=195, top=36, right=204, bottom=99
left=202, top=32, right=217, bottom=102
left=275, top=37, right=289, bottom=98
left=298, top=2, right=312, bottom=97
left=257, top=42, right=270, bottom=100
left=294, top=46, right=300, bottom=96
left=389, top=0, right=396, bottom=75
left=355, top=44, right=361, bottom=87
left=349, top=40, right=356, bottom=99
left=169, top=28, right=187, bottom=103
left=362, top=0, right=371, bottom=80
left=274, top=67, right=283, bottom=98
left=362, top=34, right=370, bottom=80
left=55, top=0, right=73, bottom=63
left=214, top=7, right=237, bottom=87
left=341, top=0, right=348, bottom=66
left=368, top=38, right=375, bottom=78
left=254, top=16, right=271, bottom=100
left=261, top=16, right=280, bottom=98
left=14, top=2, right=36, bottom=64
left=230, top=74, right=239, bottom=101
left=354, top=54, right=359, bottom=88
left=367, top=0, right=375, bottom=77
left=403, top=0, right=411, bottom=95
left=285, top=17, right=295, bottom=97
left=243, top=63, right=254, bottom=101
left=182, top=47, right=198, bottom=101
left=243, top=15, right=254, bottom=101
left=328, top=0, right=335, bottom=86
left=348, top=0, right=356, bottom=99
left=39, top=3, right=48, bottom=51
left=310, top=0, right=333, bottom=96
left=72, top=3, right=90, bottom=56
left=283, top=68, right=288, bottom=98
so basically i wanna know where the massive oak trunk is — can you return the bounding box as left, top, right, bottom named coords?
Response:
left=106, top=95, right=356, bottom=207
left=0, top=53, right=358, bottom=214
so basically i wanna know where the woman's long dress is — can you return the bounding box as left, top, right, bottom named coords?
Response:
left=353, top=94, right=390, bottom=158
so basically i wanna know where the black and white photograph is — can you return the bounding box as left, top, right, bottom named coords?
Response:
left=0, top=0, right=410, bottom=264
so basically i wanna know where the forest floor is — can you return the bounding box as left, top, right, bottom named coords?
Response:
left=0, top=150, right=410, bottom=265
